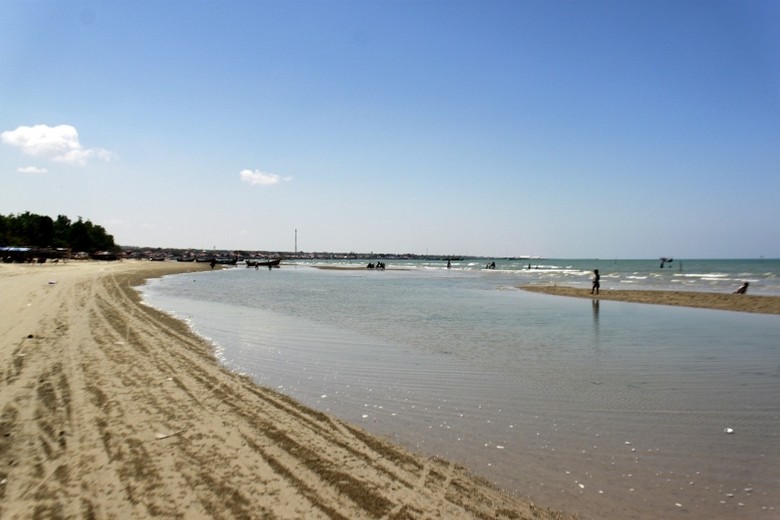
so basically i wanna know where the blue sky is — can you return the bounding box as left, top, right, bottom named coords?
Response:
left=2, top=0, right=778, bottom=258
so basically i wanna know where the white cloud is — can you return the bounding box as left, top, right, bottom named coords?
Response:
left=1, top=124, right=113, bottom=165
left=17, top=166, right=48, bottom=174
left=240, top=169, right=292, bottom=186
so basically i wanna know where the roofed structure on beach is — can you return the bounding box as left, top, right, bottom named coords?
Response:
left=1, top=246, right=31, bottom=262
left=1, top=246, right=70, bottom=262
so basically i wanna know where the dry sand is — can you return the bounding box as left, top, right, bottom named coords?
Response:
left=522, top=285, right=780, bottom=315
left=0, top=260, right=572, bottom=520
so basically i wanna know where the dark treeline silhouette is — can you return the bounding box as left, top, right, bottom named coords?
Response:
left=0, top=212, right=117, bottom=253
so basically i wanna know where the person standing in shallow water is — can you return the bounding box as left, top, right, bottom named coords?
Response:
left=591, top=269, right=600, bottom=295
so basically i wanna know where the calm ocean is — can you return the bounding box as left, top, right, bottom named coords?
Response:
left=141, top=259, right=780, bottom=520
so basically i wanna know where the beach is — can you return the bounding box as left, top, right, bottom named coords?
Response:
left=522, top=285, right=780, bottom=315
left=0, top=260, right=571, bottom=520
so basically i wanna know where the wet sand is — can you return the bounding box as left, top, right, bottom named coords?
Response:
left=522, top=285, right=780, bottom=315
left=0, top=260, right=571, bottom=519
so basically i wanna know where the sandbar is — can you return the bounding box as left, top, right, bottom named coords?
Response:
left=0, top=260, right=571, bottom=519
left=522, top=285, right=780, bottom=315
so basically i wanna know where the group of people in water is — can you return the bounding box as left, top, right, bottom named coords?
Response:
left=363, top=261, right=751, bottom=295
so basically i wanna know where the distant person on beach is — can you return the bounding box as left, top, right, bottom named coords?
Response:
left=591, top=269, right=600, bottom=295
left=733, top=282, right=749, bottom=294
left=447, top=259, right=451, bottom=269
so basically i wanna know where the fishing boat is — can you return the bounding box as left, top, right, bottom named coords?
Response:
left=246, top=258, right=281, bottom=268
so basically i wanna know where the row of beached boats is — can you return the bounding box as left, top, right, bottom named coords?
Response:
left=174, top=256, right=281, bottom=267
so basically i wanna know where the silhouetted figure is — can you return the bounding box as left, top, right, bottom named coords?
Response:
left=591, top=269, right=600, bottom=295
left=447, top=259, right=451, bottom=269
left=733, top=282, right=749, bottom=294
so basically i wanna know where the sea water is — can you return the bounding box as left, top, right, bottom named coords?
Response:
left=141, top=259, right=780, bottom=520
left=296, top=257, right=780, bottom=295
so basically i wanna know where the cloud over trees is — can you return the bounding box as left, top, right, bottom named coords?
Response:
left=1, top=124, right=113, bottom=165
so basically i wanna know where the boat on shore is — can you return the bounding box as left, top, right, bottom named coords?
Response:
left=246, top=258, right=281, bottom=268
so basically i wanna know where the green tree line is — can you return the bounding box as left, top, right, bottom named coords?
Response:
left=0, top=212, right=117, bottom=253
